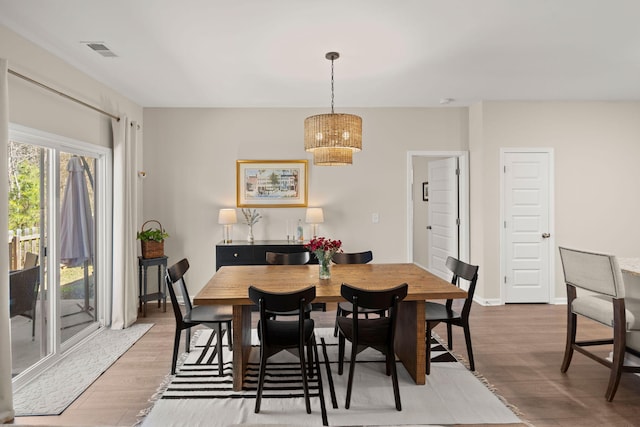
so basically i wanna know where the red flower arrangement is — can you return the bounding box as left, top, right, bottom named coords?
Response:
left=305, top=237, right=342, bottom=279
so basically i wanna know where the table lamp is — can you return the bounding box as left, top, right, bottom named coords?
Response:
left=218, top=208, right=237, bottom=243
left=305, top=207, right=324, bottom=238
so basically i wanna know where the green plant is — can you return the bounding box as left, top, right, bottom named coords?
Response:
left=136, top=228, right=169, bottom=242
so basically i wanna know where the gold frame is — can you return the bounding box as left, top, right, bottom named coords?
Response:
left=236, top=160, right=308, bottom=208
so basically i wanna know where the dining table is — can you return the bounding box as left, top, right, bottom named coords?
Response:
left=194, top=263, right=468, bottom=391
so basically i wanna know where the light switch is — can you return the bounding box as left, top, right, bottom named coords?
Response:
left=372, top=213, right=379, bottom=223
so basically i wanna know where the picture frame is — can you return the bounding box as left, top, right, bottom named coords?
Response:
left=236, top=160, right=308, bottom=208
left=422, top=182, right=429, bottom=201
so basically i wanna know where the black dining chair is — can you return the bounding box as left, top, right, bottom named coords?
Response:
left=266, top=251, right=325, bottom=312
left=331, top=251, right=385, bottom=336
left=425, top=256, right=479, bottom=374
left=336, top=282, right=408, bottom=411
left=248, top=285, right=318, bottom=414
left=165, top=258, right=233, bottom=375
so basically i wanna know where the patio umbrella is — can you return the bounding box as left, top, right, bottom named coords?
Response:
left=60, top=156, right=95, bottom=321
left=60, top=156, right=94, bottom=267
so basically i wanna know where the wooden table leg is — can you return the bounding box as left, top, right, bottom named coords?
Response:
left=232, top=305, right=252, bottom=391
left=395, top=299, right=426, bottom=385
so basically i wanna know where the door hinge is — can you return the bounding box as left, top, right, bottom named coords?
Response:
left=455, top=168, right=460, bottom=176
left=504, top=276, right=507, bottom=284
left=456, top=218, right=460, bottom=226
left=504, top=221, right=507, bottom=228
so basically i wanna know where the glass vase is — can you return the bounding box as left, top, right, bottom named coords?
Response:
left=319, top=257, right=331, bottom=280
left=247, top=225, right=254, bottom=243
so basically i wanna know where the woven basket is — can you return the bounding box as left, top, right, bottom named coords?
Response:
left=140, top=220, right=165, bottom=259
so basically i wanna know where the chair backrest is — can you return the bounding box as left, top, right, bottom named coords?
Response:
left=559, top=247, right=624, bottom=298
left=9, top=266, right=40, bottom=318
left=265, top=251, right=310, bottom=265
left=248, top=285, right=316, bottom=340
left=445, top=256, right=479, bottom=315
left=166, top=258, right=194, bottom=325
left=24, top=252, right=39, bottom=268
left=340, top=282, right=408, bottom=344
left=332, top=250, right=373, bottom=264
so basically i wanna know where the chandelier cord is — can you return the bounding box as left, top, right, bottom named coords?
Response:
left=330, top=57, right=335, bottom=114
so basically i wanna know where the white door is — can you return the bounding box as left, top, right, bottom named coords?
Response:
left=427, top=157, right=459, bottom=280
left=503, top=151, right=552, bottom=303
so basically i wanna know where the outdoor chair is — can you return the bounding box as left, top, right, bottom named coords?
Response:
left=249, top=285, right=318, bottom=414
left=336, top=282, right=408, bottom=411
left=425, top=256, right=479, bottom=374
left=165, top=258, right=232, bottom=375
left=9, top=265, right=40, bottom=340
left=559, top=247, right=640, bottom=401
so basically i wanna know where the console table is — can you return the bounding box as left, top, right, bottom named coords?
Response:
left=215, top=240, right=317, bottom=270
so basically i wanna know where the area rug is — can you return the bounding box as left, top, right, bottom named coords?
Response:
left=141, top=328, right=521, bottom=426
left=13, top=322, right=153, bottom=416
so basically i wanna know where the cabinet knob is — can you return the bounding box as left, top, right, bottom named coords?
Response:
left=234, top=253, right=238, bottom=257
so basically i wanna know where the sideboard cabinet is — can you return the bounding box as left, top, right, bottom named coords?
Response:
left=215, top=240, right=317, bottom=271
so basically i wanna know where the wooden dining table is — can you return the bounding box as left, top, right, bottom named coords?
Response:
left=194, top=263, right=468, bottom=391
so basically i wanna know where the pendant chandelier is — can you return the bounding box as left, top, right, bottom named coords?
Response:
left=304, top=52, right=362, bottom=166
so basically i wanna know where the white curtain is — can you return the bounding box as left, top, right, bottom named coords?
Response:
left=0, top=59, right=15, bottom=423
left=111, top=116, right=140, bottom=329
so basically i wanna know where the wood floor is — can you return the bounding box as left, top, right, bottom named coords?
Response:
left=9, top=301, right=640, bottom=427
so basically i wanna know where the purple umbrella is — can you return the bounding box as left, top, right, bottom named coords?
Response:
left=60, top=156, right=94, bottom=268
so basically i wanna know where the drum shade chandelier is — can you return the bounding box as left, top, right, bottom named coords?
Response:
left=304, top=52, right=362, bottom=166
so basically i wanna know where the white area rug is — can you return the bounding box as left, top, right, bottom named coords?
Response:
left=13, top=322, right=153, bottom=416
left=142, top=328, right=521, bottom=426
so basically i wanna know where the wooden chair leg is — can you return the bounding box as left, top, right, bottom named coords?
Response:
left=462, top=320, right=475, bottom=371
left=446, top=322, right=453, bottom=350
left=334, top=307, right=341, bottom=337
left=425, top=323, right=432, bottom=375
left=606, top=299, right=626, bottom=401
left=561, top=286, right=577, bottom=373
left=307, top=337, right=315, bottom=379
left=345, top=342, right=358, bottom=409
left=390, top=350, right=402, bottom=411
left=226, top=321, right=233, bottom=351
left=254, top=348, right=267, bottom=413
left=215, top=324, right=224, bottom=376
left=171, top=328, right=182, bottom=375
left=299, top=343, right=311, bottom=414
left=338, top=333, right=345, bottom=375
left=185, top=327, right=191, bottom=353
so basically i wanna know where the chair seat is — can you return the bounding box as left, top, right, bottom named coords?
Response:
left=260, top=319, right=315, bottom=347
left=424, top=301, right=461, bottom=322
left=338, top=301, right=386, bottom=315
left=572, top=295, right=640, bottom=330
left=185, top=304, right=233, bottom=323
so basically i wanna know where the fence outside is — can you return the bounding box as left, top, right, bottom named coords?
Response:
left=8, top=228, right=40, bottom=270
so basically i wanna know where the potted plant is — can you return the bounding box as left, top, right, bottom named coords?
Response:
left=137, top=220, right=169, bottom=259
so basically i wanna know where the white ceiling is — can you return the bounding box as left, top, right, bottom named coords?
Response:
left=1, top=0, right=639, bottom=108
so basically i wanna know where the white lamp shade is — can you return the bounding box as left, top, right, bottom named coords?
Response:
left=218, top=208, right=237, bottom=224
left=305, top=207, right=324, bottom=224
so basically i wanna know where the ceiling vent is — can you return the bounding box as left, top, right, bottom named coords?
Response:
left=84, top=42, right=117, bottom=57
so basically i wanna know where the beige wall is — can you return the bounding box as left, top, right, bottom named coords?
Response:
left=0, top=25, right=142, bottom=145
left=470, top=101, right=640, bottom=303
left=143, top=107, right=468, bottom=292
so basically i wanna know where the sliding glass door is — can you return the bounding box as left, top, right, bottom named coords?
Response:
left=8, top=125, right=111, bottom=387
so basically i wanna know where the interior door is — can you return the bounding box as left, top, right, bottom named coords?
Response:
left=503, top=151, right=551, bottom=303
left=427, top=157, right=459, bottom=280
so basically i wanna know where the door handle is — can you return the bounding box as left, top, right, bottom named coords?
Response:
left=426, top=226, right=432, bottom=230
left=542, top=233, right=551, bottom=238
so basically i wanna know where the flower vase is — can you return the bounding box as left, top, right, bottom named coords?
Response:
left=319, top=257, right=331, bottom=280
left=247, top=225, right=254, bottom=243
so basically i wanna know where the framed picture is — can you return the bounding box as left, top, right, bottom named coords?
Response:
left=236, top=160, right=308, bottom=208
left=422, top=182, right=429, bottom=201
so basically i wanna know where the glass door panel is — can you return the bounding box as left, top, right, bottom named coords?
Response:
left=8, top=141, right=49, bottom=377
